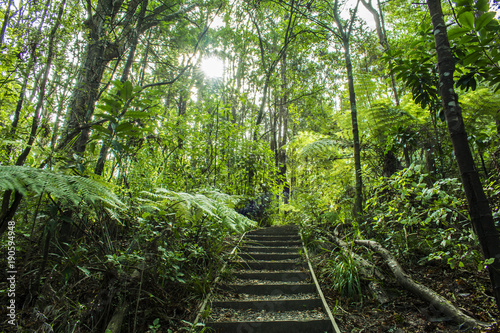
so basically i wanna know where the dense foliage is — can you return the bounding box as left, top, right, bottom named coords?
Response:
left=0, top=0, right=499, bottom=331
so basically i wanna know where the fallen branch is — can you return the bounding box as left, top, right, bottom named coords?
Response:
left=355, top=239, right=488, bottom=328
left=105, top=301, right=129, bottom=333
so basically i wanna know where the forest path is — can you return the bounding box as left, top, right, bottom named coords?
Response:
left=203, top=224, right=340, bottom=332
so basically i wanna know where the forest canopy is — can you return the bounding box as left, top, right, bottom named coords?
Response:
left=1, top=0, right=500, bottom=331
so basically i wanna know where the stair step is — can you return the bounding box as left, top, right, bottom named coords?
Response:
left=223, top=283, right=316, bottom=295
left=212, top=299, right=323, bottom=311
left=198, top=224, right=338, bottom=333
left=205, top=319, right=334, bottom=333
left=235, top=271, right=310, bottom=282
left=241, top=246, right=300, bottom=253
left=245, top=235, right=301, bottom=241
left=247, top=227, right=299, bottom=236
left=239, top=253, right=300, bottom=261
left=233, top=261, right=306, bottom=270
left=245, top=240, right=302, bottom=247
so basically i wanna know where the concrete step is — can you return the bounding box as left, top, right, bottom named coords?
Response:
left=212, top=299, right=323, bottom=311
left=247, top=226, right=299, bottom=236
left=233, top=260, right=306, bottom=271
left=245, top=240, right=302, bottom=247
left=235, top=271, right=310, bottom=282
left=245, top=235, right=302, bottom=242
left=239, top=253, right=300, bottom=261
left=223, top=283, right=316, bottom=295
left=205, top=319, right=335, bottom=333
left=241, top=246, right=301, bottom=253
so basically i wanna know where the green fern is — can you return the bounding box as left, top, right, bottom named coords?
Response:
left=139, top=188, right=255, bottom=232
left=298, top=138, right=349, bottom=160
left=366, top=100, right=418, bottom=142
left=0, top=166, right=124, bottom=209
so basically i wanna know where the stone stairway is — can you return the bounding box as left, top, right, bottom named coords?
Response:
left=204, top=224, right=339, bottom=333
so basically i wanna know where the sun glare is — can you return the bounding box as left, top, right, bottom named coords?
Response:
left=200, top=56, right=224, bottom=79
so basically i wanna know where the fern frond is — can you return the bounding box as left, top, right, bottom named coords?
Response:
left=0, top=166, right=124, bottom=209
left=366, top=101, right=418, bottom=141
left=298, top=138, right=349, bottom=160
left=140, top=188, right=256, bottom=232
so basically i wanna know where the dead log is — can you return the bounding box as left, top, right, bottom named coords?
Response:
left=355, top=239, right=487, bottom=328
left=105, top=301, right=128, bottom=333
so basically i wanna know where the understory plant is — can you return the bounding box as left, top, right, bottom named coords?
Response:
left=0, top=167, right=255, bottom=331
left=364, top=163, right=483, bottom=270
left=321, top=243, right=362, bottom=301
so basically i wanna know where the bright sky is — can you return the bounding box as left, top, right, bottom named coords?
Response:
left=200, top=56, right=225, bottom=78
left=199, top=2, right=376, bottom=78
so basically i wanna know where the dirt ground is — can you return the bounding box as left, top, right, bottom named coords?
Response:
left=317, top=256, right=500, bottom=332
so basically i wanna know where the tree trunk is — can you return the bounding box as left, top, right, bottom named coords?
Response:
left=331, top=0, right=363, bottom=216
left=343, top=36, right=363, bottom=215
left=360, top=0, right=399, bottom=106
left=0, top=0, right=13, bottom=48
left=427, top=0, right=500, bottom=311
left=94, top=0, right=148, bottom=176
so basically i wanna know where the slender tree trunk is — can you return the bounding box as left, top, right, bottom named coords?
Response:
left=427, top=0, right=500, bottom=311
left=332, top=0, right=363, bottom=216
left=278, top=52, right=289, bottom=201
left=0, top=0, right=13, bottom=48
left=344, top=39, right=363, bottom=216
left=360, top=0, right=399, bottom=106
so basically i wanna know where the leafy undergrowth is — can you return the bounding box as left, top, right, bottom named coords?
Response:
left=314, top=252, right=500, bottom=332
left=0, top=231, right=241, bottom=333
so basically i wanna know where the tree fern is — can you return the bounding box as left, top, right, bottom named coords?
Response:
left=298, top=138, right=350, bottom=160
left=0, top=166, right=124, bottom=209
left=139, top=188, right=255, bottom=232
left=365, top=100, right=418, bottom=143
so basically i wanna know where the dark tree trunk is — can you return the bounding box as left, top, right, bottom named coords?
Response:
left=59, top=0, right=123, bottom=154
left=427, top=0, right=500, bottom=311
left=344, top=40, right=363, bottom=216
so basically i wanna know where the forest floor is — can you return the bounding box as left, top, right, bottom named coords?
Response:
left=313, top=253, right=500, bottom=332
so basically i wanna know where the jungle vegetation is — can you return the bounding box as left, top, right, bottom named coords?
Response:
left=0, top=0, right=500, bottom=331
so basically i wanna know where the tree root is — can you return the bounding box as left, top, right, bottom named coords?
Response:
left=355, top=239, right=488, bottom=329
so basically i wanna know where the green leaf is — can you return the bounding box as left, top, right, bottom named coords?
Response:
left=447, top=26, right=470, bottom=39
left=77, top=266, right=91, bottom=276
left=462, top=50, right=482, bottom=65
left=475, top=12, right=496, bottom=30
left=124, top=110, right=153, bottom=118
left=102, top=97, right=122, bottom=109
left=458, top=11, right=475, bottom=29
left=92, top=125, right=112, bottom=136
left=94, top=113, right=117, bottom=123
left=111, top=139, right=123, bottom=153
left=115, top=122, right=134, bottom=133
left=121, top=81, right=133, bottom=100
left=474, top=0, right=489, bottom=12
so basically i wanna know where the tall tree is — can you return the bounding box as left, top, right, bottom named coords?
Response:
left=302, top=0, right=363, bottom=215
left=427, top=0, right=500, bottom=310
left=57, top=0, right=196, bottom=154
